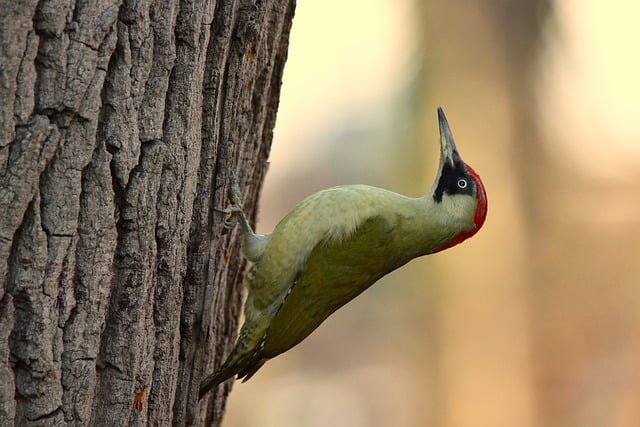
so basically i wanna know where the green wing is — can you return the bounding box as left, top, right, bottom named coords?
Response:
left=261, top=214, right=409, bottom=357
left=200, top=186, right=426, bottom=394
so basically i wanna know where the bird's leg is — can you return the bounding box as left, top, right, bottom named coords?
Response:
left=226, top=172, right=255, bottom=236
left=216, top=172, right=268, bottom=262
left=216, top=173, right=253, bottom=234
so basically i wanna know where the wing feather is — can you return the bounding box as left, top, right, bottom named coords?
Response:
left=199, top=185, right=420, bottom=395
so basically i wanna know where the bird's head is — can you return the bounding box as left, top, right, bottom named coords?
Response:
left=429, top=107, right=487, bottom=251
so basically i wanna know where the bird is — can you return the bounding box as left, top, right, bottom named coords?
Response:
left=199, top=107, right=487, bottom=399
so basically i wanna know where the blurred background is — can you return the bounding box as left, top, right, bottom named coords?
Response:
left=224, top=0, right=640, bottom=426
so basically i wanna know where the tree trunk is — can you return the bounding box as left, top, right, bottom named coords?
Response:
left=0, top=0, right=295, bottom=425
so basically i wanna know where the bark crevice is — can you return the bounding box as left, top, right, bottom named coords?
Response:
left=1, top=0, right=296, bottom=425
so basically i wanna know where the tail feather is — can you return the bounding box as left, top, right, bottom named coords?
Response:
left=237, top=357, right=267, bottom=383
left=198, top=350, right=268, bottom=400
left=198, top=363, right=238, bottom=400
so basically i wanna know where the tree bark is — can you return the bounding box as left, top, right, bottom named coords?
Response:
left=0, top=0, right=295, bottom=425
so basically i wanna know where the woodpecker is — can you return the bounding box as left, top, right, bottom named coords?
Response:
left=199, top=107, right=487, bottom=399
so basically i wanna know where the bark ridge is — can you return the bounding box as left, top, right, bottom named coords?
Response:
left=0, top=0, right=296, bottom=425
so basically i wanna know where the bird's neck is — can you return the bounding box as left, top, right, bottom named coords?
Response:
left=404, top=193, right=480, bottom=254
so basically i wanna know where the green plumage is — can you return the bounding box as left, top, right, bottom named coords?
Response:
left=252, top=186, right=462, bottom=355
left=199, top=108, right=487, bottom=399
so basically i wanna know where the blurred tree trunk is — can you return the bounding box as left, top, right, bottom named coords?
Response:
left=495, top=3, right=640, bottom=426
left=0, top=0, right=295, bottom=425
left=416, top=1, right=551, bottom=426
left=420, top=1, right=640, bottom=426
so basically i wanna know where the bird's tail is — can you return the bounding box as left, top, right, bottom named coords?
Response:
left=198, top=350, right=268, bottom=399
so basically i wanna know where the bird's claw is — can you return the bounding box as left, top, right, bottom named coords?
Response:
left=215, top=205, right=243, bottom=230
left=215, top=172, right=246, bottom=231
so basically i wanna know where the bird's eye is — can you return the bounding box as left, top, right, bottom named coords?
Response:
left=457, top=178, right=468, bottom=189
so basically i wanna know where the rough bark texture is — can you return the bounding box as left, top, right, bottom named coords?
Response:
left=0, top=0, right=295, bottom=425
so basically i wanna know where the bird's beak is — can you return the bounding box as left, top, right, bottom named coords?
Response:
left=437, top=107, right=459, bottom=166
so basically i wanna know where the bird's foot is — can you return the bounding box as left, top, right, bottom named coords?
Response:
left=214, top=204, right=243, bottom=230
left=215, top=172, right=250, bottom=232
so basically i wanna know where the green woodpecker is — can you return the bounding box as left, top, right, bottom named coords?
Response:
left=199, top=107, right=487, bottom=399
